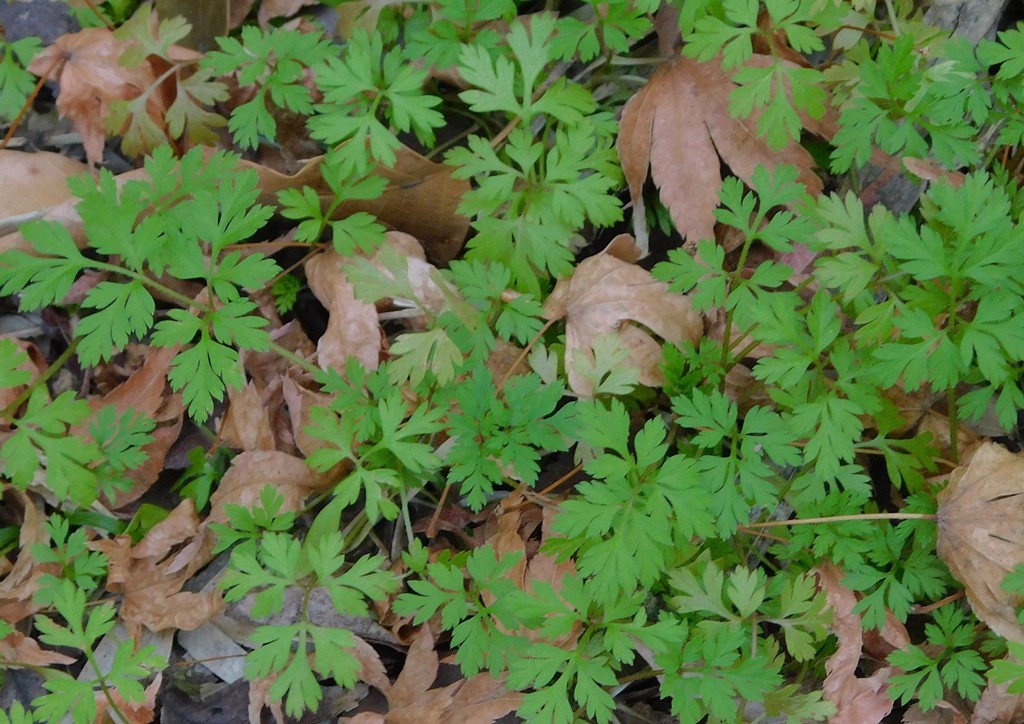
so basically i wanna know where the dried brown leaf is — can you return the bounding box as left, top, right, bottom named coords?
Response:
left=618, top=55, right=822, bottom=247
left=0, top=339, right=45, bottom=413
left=341, top=625, right=521, bottom=724
left=221, top=381, right=277, bottom=452
left=0, top=490, right=57, bottom=624
left=543, top=234, right=702, bottom=396
left=971, top=679, right=1024, bottom=724
left=937, top=442, right=1024, bottom=643
left=389, top=626, right=446, bottom=710
left=351, top=634, right=392, bottom=696
left=90, top=500, right=222, bottom=637
left=95, top=673, right=161, bottom=724
left=206, top=450, right=336, bottom=529
left=85, top=346, right=184, bottom=509
left=281, top=376, right=332, bottom=457
left=0, top=628, right=76, bottom=666
left=306, top=250, right=382, bottom=372
left=241, top=145, right=470, bottom=262
left=902, top=157, right=966, bottom=189
left=257, top=0, right=316, bottom=26
left=29, top=28, right=158, bottom=165
left=902, top=700, right=966, bottom=724
left=0, top=151, right=89, bottom=217
left=816, top=561, right=898, bottom=724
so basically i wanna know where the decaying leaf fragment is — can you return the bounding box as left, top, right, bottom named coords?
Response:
left=340, top=625, right=522, bottom=723
left=937, top=442, right=1024, bottom=643
left=816, top=561, right=906, bottom=724
left=28, top=28, right=159, bottom=165
left=618, top=55, right=822, bottom=247
left=90, top=499, right=223, bottom=638
left=306, top=250, right=382, bottom=373
left=543, top=234, right=702, bottom=397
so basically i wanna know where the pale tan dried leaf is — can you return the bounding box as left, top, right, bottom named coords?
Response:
left=281, top=376, right=332, bottom=457
left=902, top=157, right=966, bottom=189
left=29, top=28, right=158, bottom=165
left=241, top=145, right=470, bottom=262
left=95, top=673, right=161, bottom=724
left=85, top=346, right=184, bottom=509
left=229, top=0, right=257, bottom=28
left=916, top=410, right=983, bottom=468
left=0, top=339, right=44, bottom=413
left=450, top=683, right=522, bottom=724
left=221, top=381, right=277, bottom=451
left=937, top=442, right=1024, bottom=643
left=207, top=450, right=336, bottom=529
left=816, top=562, right=897, bottom=724
left=618, top=55, right=822, bottom=246
left=0, top=151, right=89, bottom=216
left=257, top=0, right=316, bottom=26
left=90, top=500, right=222, bottom=637
left=351, top=634, right=392, bottom=695
left=543, top=234, right=702, bottom=396
left=245, top=321, right=317, bottom=387
left=249, top=672, right=286, bottom=724
left=389, top=626, right=445, bottom=710
left=0, top=162, right=135, bottom=254
left=0, top=629, right=76, bottom=666
left=971, top=679, right=1024, bottom=724
left=344, top=714, right=386, bottom=724
left=902, top=700, right=966, bottom=724
left=0, top=490, right=57, bottom=624
left=374, top=231, right=448, bottom=315
left=306, top=250, right=382, bottom=372
left=368, top=624, right=519, bottom=724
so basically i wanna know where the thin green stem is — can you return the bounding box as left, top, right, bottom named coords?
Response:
left=268, top=341, right=320, bottom=376
left=82, top=646, right=131, bottom=724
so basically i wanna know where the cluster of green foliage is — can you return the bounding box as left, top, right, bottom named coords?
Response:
left=3, top=0, right=1024, bottom=722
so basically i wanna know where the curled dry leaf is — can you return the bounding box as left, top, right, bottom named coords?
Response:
left=543, top=234, right=702, bottom=397
left=0, top=339, right=45, bottom=412
left=937, top=442, right=1024, bottom=643
left=306, top=250, right=382, bottom=373
left=970, top=679, right=1024, bottom=724
left=618, top=55, right=822, bottom=248
left=0, top=628, right=75, bottom=666
left=902, top=157, right=967, bottom=189
left=486, top=492, right=580, bottom=647
left=83, top=346, right=184, bottom=509
left=94, top=673, right=162, bottom=724
left=376, top=231, right=449, bottom=316
left=341, top=625, right=522, bottom=724
left=256, top=0, right=318, bottom=27
left=816, top=561, right=904, bottom=724
left=29, top=28, right=158, bottom=165
left=90, top=499, right=223, bottom=638
left=0, top=490, right=58, bottom=624
left=221, top=381, right=277, bottom=452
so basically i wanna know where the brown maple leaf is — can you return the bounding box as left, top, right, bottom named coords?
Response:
left=618, top=54, right=823, bottom=249
left=543, top=234, right=703, bottom=397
